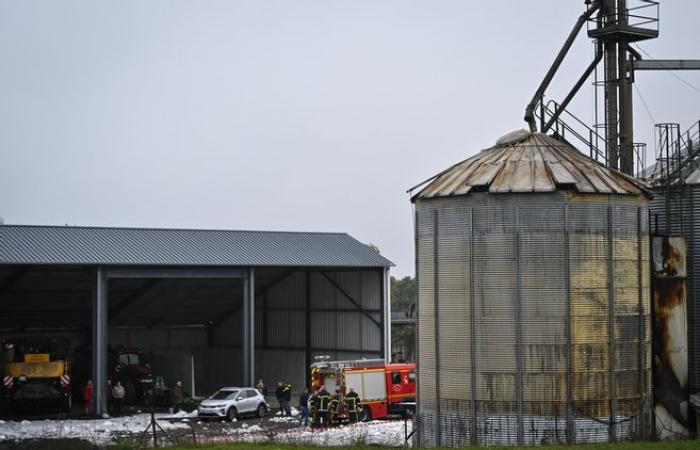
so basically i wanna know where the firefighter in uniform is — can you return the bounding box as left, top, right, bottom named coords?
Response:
left=344, top=387, right=360, bottom=423
left=329, top=387, right=342, bottom=425
left=310, top=387, right=320, bottom=427
left=317, top=386, right=331, bottom=428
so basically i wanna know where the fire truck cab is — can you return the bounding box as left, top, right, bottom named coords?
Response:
left=310, top=358, right=415, bottom=421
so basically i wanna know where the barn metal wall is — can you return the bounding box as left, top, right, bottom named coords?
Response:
left=416, top=193, right=651, bottom=447
left=108, top=268, right=385, bottom=395
left=263, top=270, right=383, bottom=359
left=254, top=269, right=384, bottom=390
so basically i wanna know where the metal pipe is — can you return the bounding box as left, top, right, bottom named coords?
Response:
left=543, top=42, right=604, bottom=133
left=603, top=0, right=620, bottom=170
left=620, top=44, right=635, bottom=175
left=524, top=1, right=601, bottom=131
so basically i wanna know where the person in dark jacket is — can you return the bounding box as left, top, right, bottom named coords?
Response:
left=298, top=388, right=310, bottom=426
left=310, top=387, right=320, bottom=427
left=275, top=382, right=285, bottom=414
left=282, top=383, right=292, bottom=416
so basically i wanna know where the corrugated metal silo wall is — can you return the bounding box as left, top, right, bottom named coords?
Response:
left=650, top=186, right=699, bottom=394
left=415, top=193, right=652, bottom=447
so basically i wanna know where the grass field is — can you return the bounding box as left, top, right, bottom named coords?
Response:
left=157, top=440, right=700, bottom=450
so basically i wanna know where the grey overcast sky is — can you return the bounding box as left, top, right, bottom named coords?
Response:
left=1, top=1, right=699, bottom=277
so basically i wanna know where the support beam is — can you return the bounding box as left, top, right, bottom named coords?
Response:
left=633, top=59, right=700, bottom=70
left=524, top=1, right=601, bottom=131
left=242, top=268, right=255, bottom=387
left=92, top=267, right=108, bottom=417
left=305, top=270, right=312, bottom=388
left=104, top=267, right=243, bottom=279
left=382, top=268, right=391, bottom=363
left=316, top=271, right=382, bottom=328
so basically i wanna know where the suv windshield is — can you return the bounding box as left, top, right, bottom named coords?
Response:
left=210, top=389, right=239, bottom=400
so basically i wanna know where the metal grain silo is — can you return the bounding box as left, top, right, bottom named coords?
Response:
left=410, top=130, right=652, bottom=446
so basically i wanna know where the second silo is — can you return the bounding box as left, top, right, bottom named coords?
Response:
left=411, top=130, right=652, bottom=446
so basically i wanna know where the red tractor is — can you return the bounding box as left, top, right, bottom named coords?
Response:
left=109, top=347, right=153, bottom=404
left=310, top=358, right=416, bottom=422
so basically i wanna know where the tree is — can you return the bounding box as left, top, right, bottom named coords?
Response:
left=391, top=275, right=415, bottom=312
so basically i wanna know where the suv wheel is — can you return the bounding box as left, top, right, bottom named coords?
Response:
left=226, top=406, right=238, bottom=421
left=256, top=403, right=267, bottom=418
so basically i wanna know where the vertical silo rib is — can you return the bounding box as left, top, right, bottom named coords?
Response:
left=607, top=204, right=617, bottom=441
left=433, top=209, right=441, bottom=447
left=515, top=207, right=524, bottom=446
left=469, top=208, right=477, bottom=445
left=565, top=205, right=574, bottom=444
left=636, top=206, right=645, bottom=438
left=414, top=207, right=421, bottom=446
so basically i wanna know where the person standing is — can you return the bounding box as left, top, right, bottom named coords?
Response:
left=298, top=388, right=310, bottom=427
left=345, top=387, right=360, bottom=423
left=173, top=380, right=184, bottom=412
left=84, top=380, right=94, bottom=415
left=282, top=382, right=292, bottom=416
left=310, top=387, right=320, bottom=427
left=275, top=381, right=285, bottom=415
left=256, top=379, right=267, bottom=397
left=112, top=380, right=126, bottom=416
left=317, top=386, right=331, bottom=428
left=106, top=379, right=112, bottom=415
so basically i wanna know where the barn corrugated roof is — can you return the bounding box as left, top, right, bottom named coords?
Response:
left=0, top=225, right=393, bottom=267
left=411, top=130, right=650, bottom=201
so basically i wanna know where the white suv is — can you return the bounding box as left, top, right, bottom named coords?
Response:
left=197, top=387, right=268, bottom=421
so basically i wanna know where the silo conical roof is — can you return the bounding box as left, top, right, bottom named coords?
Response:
left=411, top=130, right=650, bottom=201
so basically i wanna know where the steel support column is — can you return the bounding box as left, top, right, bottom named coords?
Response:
left=382, top=267, right=391, bottom=363
left=305, top=270, right=312, bottom=388
left=242, top=268, right=255, bottom=387
left=92, top=266, right=108, bottom=416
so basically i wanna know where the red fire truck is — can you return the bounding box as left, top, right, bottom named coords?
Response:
left=310, top=358, right=416, bottom=421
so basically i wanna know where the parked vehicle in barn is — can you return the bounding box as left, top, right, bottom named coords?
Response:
left=109, top=347, right=153, bottom=404
left=143, top=375, right=171, bottom=406
left=197, top=387, right=268, bottom=421
left=1, top=339, right=72, bottom=413
left=310, top=358, right=416, bottom=422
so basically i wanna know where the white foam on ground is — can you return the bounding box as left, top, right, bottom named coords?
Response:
left=0, top=414, right=190, bottom=445
left=211, top=420, right=412, bottom=447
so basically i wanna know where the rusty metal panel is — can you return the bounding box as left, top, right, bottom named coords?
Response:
left=652, top=235, right=689, bottom=438
left=650, top=185, right=700, bottom=401
left=411, top=132, right=649, bottom=200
